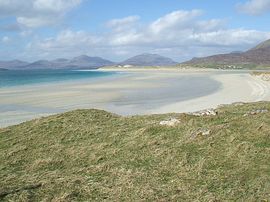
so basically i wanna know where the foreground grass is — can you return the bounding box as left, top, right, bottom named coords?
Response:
left=1, top=102, right=270, bottom=201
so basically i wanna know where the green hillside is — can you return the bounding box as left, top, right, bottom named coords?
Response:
left=1, top=102, right=270, bottom=201
left=252, top=39, right=270, bottom=50
left=182, top=39, right=270, bottom=69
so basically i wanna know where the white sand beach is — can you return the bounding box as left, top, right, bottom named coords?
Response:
left=153, top=72, right=270, bottom=113
left=1, top=69, right=270, bottom=127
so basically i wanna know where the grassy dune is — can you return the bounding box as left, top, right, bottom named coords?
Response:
left=1, top=102, right=270, bottom=201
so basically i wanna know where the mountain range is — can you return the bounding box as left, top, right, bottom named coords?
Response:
left=0, top=54, right=178, bottom=70
left=23, top=55, right=115, bottom=70
left=0, top=55, right=115, bottom=70
left=1, top=39, right=270, bottom=70
left=119, top=53, right=178, bottom=66
left=183, top=39, right=270, bottom=68
left=0, top=60, right=29, bottom=69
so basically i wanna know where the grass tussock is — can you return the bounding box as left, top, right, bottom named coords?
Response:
left=252, top=71, right=270, bottom=75
left=1, top=102, right=270, bottom=201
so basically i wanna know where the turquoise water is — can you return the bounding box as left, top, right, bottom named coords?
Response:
left=0, top=70, right=115, bottom=88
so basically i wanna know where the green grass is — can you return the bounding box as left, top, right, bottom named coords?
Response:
left=181, top=63, right=262, bottom=69
left=179, top=62, right=270, bottom=70
left=252, top=39, right=270, bottom=50
left=1, top=102, right=270, bottom=201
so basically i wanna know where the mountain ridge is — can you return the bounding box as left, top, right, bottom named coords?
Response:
left=0, top=56, right=115, bottom=70
left=251, top=39, right=270, bottom=50
left=0, top=60, right=29, bottom=69
left=120, top=53, right=178, bottom=66
left=183, top=39, right=270, bottom=68
left=0, top=53, right=178, bottom=69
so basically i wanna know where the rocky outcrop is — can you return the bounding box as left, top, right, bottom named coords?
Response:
left=244, top=109, right=268, bottom=116
left=190, top=109, right=217, bottom=116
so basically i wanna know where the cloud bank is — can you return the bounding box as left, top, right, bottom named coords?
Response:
left=0, top=0, right=270, bottom=61
left=237, top=0, right=270, bottom=15
left=25, top=10, right=270, bottom=61
left=0, top=0, right=81, bottom=28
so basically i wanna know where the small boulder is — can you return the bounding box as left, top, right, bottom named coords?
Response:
left=190, top=109, right=217, bottom=116
left=159, top=118, right=180, bottom=127
left=191, top=128, right=211, bottom=139
left=244, top=109, right=268, bottom=117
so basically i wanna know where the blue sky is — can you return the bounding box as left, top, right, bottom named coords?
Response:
left=0, top=0, right=270, bottom=62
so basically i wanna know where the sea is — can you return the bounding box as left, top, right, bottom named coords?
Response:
left=0, top=69, right=223, bottom=127
left=0, top=69, right=115, bottom=88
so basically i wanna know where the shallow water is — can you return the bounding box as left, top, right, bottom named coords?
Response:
left=0, top=69, right=115, bottom=87
left=0, top=70, right=223, bottom=127
left=108, top=75, right=221, bottom=114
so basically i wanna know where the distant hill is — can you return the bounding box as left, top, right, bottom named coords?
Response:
left=24, top=60, right=55, bottom=69
left=21, top=55, right=115, bottom=70
left=120, top=53, right=178, bottom=66
left=183, top=39, right=270, bottom=68
left=0, top=56, right=114, bottom=70
left=0, top=60, right=29, bottom=69
left=251, top=39, right=270, bottom=50
left=0, top=68, right=8, bottom=71
left=68, top=55, right=114, bottom=68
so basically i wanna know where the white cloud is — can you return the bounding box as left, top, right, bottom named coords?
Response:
left=17, top=16, right=55, bottom=28
left=107, top=16, right=140, bottom=29
left=149, top=10, right=203, bottom=34
left=25, top=30, right=103, bottom=60
left=0, top=0, right=82, bottom=28
left=24, top=10, right=270, bottom=61
left=105, top=10, right=228, bottom=48
left=237, top=0, right=270, bottom=15
left=29, top=30, right=101, bottom=50
left=1, top=36, right=11, bottom=43
left=190, top=29, right=270, bottom=47
left=106, top=10, right=270, bottom=49
left=33, top=0, right=81, bottom=12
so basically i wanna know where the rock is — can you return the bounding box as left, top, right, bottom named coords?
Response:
left=244, top=109, right=268, bottom=116
left=190, top=109, right=217, bottom=116
left=191, top=128, right=211, bottom=139
left=159, top=118, right=180, bottom=126
left=232, top=102, right=245, bottom=106
left=202, top=130, right=211, bottom=136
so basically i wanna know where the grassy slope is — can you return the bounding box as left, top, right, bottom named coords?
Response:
left=180, top=63, right=268, bottom=69
left=252, top=39, right=270, bottom=50
left=0, top=102, right=270, bottom=201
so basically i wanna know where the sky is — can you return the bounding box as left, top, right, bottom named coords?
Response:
left=0, top=0, right=270, bottom=62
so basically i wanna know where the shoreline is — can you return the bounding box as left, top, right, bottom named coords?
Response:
left=1, top=69, right=270, bottom=127
left=98, top=66, right=269, bottom=73
left=151, top=73, right=270, bottom=114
